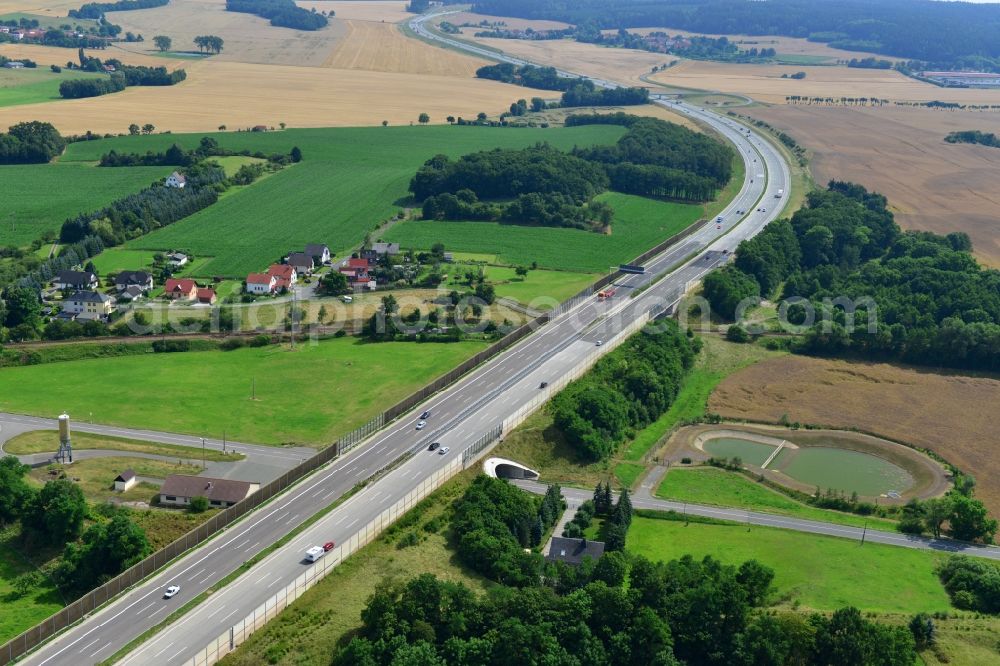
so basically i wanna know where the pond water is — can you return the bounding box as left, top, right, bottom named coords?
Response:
left=703, top=437, right=778, bottom=467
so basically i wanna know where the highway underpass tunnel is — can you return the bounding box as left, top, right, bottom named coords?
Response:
left=484, top=457, right=540, bottom=480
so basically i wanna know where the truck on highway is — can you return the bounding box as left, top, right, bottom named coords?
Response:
left=597, top=288, right=616, bottom=301
left=304, top=546, right=325, bottom=562
left=775, top=189, right=784, bottom=199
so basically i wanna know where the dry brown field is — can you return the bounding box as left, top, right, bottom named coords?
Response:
left=0, top=59, right=535, bottom=133
left=296, top=0, right=410, bottom=23
left=467, top=34, right=668, bottom=87
left=651, top=60, right=1000, bottom=105
left=322, top=20, right=483, bottom=76
left=0, top=42, right=181, bottom=68
left=445, top=11, right=571, bottom=32
left=527, top=103, right=702, bottom=132
left=745, top=105, right=1000, bottom=267
left=709, top=355, right=1000, bottom=517
left=0, top=0, right=77, bottom=16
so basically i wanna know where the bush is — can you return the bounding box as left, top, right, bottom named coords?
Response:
left=219, top=337, right=246, bottom=351
left=248, top=334, right=272, bottom=347
left=188, top=495, right=209, bottom=513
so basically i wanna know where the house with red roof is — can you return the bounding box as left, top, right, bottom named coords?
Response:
left=266, top=264, right=297, bottom=284
left=338, top=257, right=376, bottom=290
left=164, top=278, right=198, bottom=301
left=197, top=287, right=217, bottom=304
left=246, top=273, right=276, bottom=295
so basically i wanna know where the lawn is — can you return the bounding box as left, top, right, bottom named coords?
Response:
left=56, top=125, right=625, bottom=278
left=0, top=67, right=107, bottom=109
left=656, top=467, right=898, bottom=530
left=450, top=265, right=598, bottom=309
left=89, top=248, right=160, bottom=275
left=385, top=192, right=704, bottom=272
left=0, top=164, right=171, bottom=247
left=4, top=430, right=245, bottom=463
left=627, top=515, right=952, bottom=614
left=0, top=531, right=63, bottom=643
left=0, top=337, right=486, bottom=446
left=29, top=457, right=203, bottom=504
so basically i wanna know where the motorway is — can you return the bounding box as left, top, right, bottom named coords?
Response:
left=20, top=21, right=789, bottom=666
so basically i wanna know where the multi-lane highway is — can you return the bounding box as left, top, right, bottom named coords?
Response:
left=19, top=20, right=791, bottom=666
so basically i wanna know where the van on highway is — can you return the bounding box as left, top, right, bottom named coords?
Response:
left=305, top=546, right=325, bottom=562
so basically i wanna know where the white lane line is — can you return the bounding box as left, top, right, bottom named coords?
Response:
left=311, top=488, right=324, bottom=498
left=152, top=605, right=167, bottom=615
left=275, top=511, right=289, bottom=521
left=136, top=601, right=155, bottom=616
left=267, top=576, right=282, bottom=588
left=206, top=606, right=226, bottom=619
left=189, top=568, right=205, bottom=580
left=286, top=514, right=299, bottom=524
left=79, top=638, right=100, bottom=653
left=153, top=642, right=175, bottom=658
left=90, top=641, right=112, bottom=657
left=346, top=518, right=359, bottom=528
left=199, top=572, right=214, bottom=585
left=353, top=467, right=365, bottom=477
left=255, top=573, right=269, bottom=584
left=332, top=515, right=348, bottom=526
left=168, top=648, right=186, bottom=661
left=223, top=609, right=240, bottom=621
left=323, top=489, right=338, bottom=499
left=250, top=541, right=260, bottom=550
left=236, top=539, right=249, bottom=548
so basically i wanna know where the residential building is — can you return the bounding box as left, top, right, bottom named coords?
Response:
left=267, top=263, right=297, bottom=284
left=246, top=273, right=277, bottom=295
left=545, top=537, right=605, bottom=566
left=164, top=278, right=198, bottom=301
left=165, top=171, right=186, bottom=188
left=64, top=291, right=115, bottom=320
left=2, top=61, right=25, bottom=69
left=114, top=270, right=153, bottom=293
left=120, top=285, right=145, bottom=302
left=114, top=470, right=137, bottom=492
left=167, top=252, right=189, bottom=267
left=196, top=287, right=217, bottom=304
left=159, top=475, right=260, bottom=508
left=360, top=242, right=400, bottom=260
left=285, top=252, right=314, bottom=276
left=304, top=243, right=331, bottom=264
left=54, top=269, right=98, bottom=291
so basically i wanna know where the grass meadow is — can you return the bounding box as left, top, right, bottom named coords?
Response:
left=0, top=66, right=105, bottom=109
left=4, top=430, right=243, bottom=462
left=386, top=192, right=704, bottom=272
left=56, top=125, right=625, bottom=277
left=0, top=337, right=486, bottom=446
left=627, top=515, right=951, bottom=614
left=1, top=164, right=170, bottom=247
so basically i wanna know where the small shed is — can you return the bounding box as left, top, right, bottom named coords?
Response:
left=114, top=469, right=137, bottom=492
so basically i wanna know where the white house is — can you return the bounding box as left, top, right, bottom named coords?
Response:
left=54, top=270, right=98, bottom=291
left=246, top=272, right=277, bottom=295
left=64, top=291, right=115, bottom=320
left=165, top=172, right=186, bottom=188
left=114, top=469, right=137, bottom=492
left=304, top=244, right=331, bottom=265
left=166, top=252, right=189, bottom=267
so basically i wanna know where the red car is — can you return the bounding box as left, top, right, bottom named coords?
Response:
left=323, top=541, right=335, bottom=551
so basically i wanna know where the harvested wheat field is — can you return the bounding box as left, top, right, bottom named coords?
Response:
left=296, top=0, right=410, bottom=23
left=322, top=20, right=483, bottom=75
left=468, top=34, right=668, bottom=87
left=0, top=43, right=182, bottom=69
left=0, top=60, right=538, bottom=133
left=0, top=0, right=78, bottom=16
left=444, top=11, right=572, bottom=32
left=652, top=60, right=1000, bottom=105
left=108, top=0, right=347, bottom=66
left=746, top=105, right=1000, bottom=267
left=530, top=103, right=702, bottom=132
left=710, top=355, right=1000, bottom=517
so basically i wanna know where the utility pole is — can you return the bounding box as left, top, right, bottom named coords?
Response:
left=222, top=428, right=226, bottom=453
left=861, top=519, right=868, bottom=546
left=201, top=437, right=206, bottom=469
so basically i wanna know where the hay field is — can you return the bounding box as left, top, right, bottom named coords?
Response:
left=709, top=355, right=1000, bottom=517
left=108, top=0, right=347, bottom=66
left=0, top=0, right=77, bottom=17
left=322, top=20, right=483, bottom=75
left=296, top=0, right=409, bottom=23
left=445, top=11, right=571, bottom=32
left=0, top=59, right=536, bottom=133
left=746, top=105, right=1000, bottom=267
left=468, top=34, right=668, bottom=87
left=651, top=60, right=1000, bottom=105
left=0, top=42, right=179, bottom=68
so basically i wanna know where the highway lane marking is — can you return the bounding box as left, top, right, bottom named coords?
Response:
left=136, top=601, right=155, bottom=616
left=223, top=609, right=240, bottom=621
left=236, top=539, right=249, bottom=548
left=199, top=573, right=214, bottom=585
left=189, top=568, right=206, bottom=580
left=153, top=643, right=175, bottom=658
left=78, top=638, right=100, bottom=653
left=255, top=573, right=270, bottom=584
left=90, top=641, right=112, bottom=657
left=346, top=518, right=359, bottom=528
left=286, top=514, right=299, bottom=524
left=275, top=511, right=289, bottom=521
left=323, top=489, right=338, bottom=499
left=267, top=576, right=282, bottom=588
left=168, top=647, right=186, bottom=661
left=353, top=467, right=366, bottom=477
left=206, top=606, right=226, bottom=618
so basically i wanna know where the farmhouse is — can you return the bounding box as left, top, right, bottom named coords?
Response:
left=305, top=244, right=331, bottom=264
left=285, top=252, right=314, bottom=276
left=196, top=287, right=217, bottom=304
left=2, top=61, right=25, bottom=69
left=165, top=172, right=186, bottom=188
left=159, top=475, right=260, bottom=508
left=120, top=285, right=145, bottom=302
left=361, top=242, right=400, bottom=260
left=114, top=270, right=153, bottom=293
left=246, top=272, right=277, bottom=295
left=545, top=537, right=605, bottom=566
left=54, top=269, right=98, bottom=291
left=167, top=252, right=189, bottom=267
left=266, top=264, right=297, bottom=292
left=339, top=258, right=377, bottom=290
left=114, top=469, right=137, bottom=492
left=164, top=278, right=198, bottom=301
left=63, top=291, right=115, bottom=321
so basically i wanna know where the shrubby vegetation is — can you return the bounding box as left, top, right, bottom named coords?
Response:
left=705, top=181, right=1000, bottom=372
left=475, top=63, right=583, bottom=91
left=936, top=556, right=1000, bottom=613
left=69, top=0, right=168, bottom=19
left=98, top=135, right=296, bottom=168
left=945, top=130, right=1000, bottom=149
left=0, top=121, right=66, bottom=164
left=551, top=320, right=697, bottom=461
left=561, top=84, right=649, bottom=108
left=59, top=52, right=186, bottom=99
left=226, top=0, right=328, bottom=30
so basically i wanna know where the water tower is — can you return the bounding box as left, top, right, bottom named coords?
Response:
left=55, top=413, right=73, bottom=463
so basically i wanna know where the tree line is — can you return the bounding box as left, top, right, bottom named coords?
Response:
left=69, top=0, right=167, bottom=18
left=0, top=121, right=66, bottom=164
left=225, top=0, right=328, bottom=30
left=945, top=130, right=1000, bottom=148
left=59, top=52, right=186, bottom=99
left=98, top=135, right=299, bottom=167
left=551, top=320, right=697, bottom=461
left=704, top=181, right=1000, bottom=372
left=475, top=63, right=587, bottom=92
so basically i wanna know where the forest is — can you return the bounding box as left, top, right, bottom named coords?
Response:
left=472, top=0, right=1000, bottom=72
left=475, top=63, right=584, bottom=92
left=704, top=182, right=1000, bottom=371
left=0, top=121, right=66, bottom=164
left=225, top=0, right=328, bottom=30
left=945, top=130, right=1000, bottom=149
left=69, top=0, right=168, bottom=19
left=551, top=320, right=696, bottom=461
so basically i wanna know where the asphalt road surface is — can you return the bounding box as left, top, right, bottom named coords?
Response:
left=20, top=23, right=791, bottom=666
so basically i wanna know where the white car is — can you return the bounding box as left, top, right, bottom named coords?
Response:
left=415, top=421, right=426, bottom=430
left=437, top=446, right=450, bottom=455
left=596, top=340, right=603, bottom=346
left=164, top=585, right=180, bottom=599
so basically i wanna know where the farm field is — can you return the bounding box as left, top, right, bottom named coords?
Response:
left=322, top=19, right=484, bottom=75
left=54, top=124, right=626, bottom=277
left=0, top=164, right=170, bottom=247
left=295, top=1, right=411, bottom=23
left=480, top=266, right=597, bottom=308
left=0, top=43, right=184, bottom=69
left=385, top=192, right=703, bottom=272
left=627, top=516, right=951, bottom=614
left=0, top=337, right=487, bottom=446
left=745, top=104, right=1000, bottom=267
left=656, top=467, right=897, bottom=530
left=651, top=59, right=1000, bottom=105
left=710, top=354, right=1000, bottom=518
left=443, top=10, right=572, bottom=32
left=0, top=67, right=107, bottom=108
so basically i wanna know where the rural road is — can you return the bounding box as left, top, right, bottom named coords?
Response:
left=0, top=412, right=314, bottom=483
left=515, top=476, right=1000, bottom=561
left=15, top=21, right=791, bottom=666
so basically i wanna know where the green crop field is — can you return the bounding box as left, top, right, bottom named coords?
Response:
left=628, top=516, right=952, bottom=614
left=385, top=192, right=703, bottom=272
left=0, top=337, right=486, bottom=446
left=89, top=248, right=160, bottom=274
left=447, top=265, right=597, bottom=309
left=656, top=467, right=897, bottom=530
left=1, top=164, right=171, bottom=247
left=0, top=67, right=108, bottom=109
left=55, top=125, right=625, bottom=277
